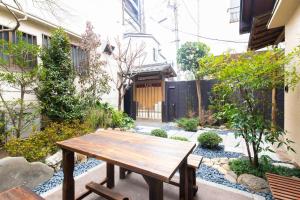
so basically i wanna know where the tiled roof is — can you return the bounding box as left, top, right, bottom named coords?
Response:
left=131, top=63, right=176, bottom=77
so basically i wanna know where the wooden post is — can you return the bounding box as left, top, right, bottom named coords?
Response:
left=143, top=175, right=163, bottom=200
left=62, top=149, right=74, bottom=200
left=180, top=158, right=192, bottom=200
left=106, top=163, right=115, bottom=188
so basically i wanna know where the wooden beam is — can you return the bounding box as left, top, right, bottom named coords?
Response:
left=274, top=29, right=285, bottom=45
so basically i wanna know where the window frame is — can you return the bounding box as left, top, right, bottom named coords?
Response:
left=123, top=0, right=141, bottom=26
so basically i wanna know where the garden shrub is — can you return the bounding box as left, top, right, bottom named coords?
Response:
left=150, top=129, right=167, bottom=138
left=170, top=136, right=188, bottom=141
left=111, top=110, right=134, bottom=130
left=229, top=157, right=300, bottom=179
left=176, top=118, right=199, bottom=132
left=197, top=131, right=222, bottom=149
left=5, top=120, right=91, bottom=162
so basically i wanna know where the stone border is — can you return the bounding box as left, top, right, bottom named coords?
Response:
left=196, top=178, right=265, bottom=200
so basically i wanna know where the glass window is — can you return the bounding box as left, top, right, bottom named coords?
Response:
left=124, top=0, right=140, bottom=24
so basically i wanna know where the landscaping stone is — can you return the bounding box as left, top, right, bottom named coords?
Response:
left=75, top=153, right=87, bottom=164
left=237, top=174, right=269, bottom=193
left=224, top=170, right=237, bottom=183
left=272, top=162, right=295, bottom=169
left=45, top=150, right=62, bottom=171
left=0, top=157, right=54, bottom=192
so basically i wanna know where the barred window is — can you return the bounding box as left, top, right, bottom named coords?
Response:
left=228, top=0, right=240, bottom=23
left=71, top=44, right=88, bottom=75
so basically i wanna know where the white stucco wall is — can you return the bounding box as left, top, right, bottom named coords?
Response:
left=284, top=4, right=300, bottom=165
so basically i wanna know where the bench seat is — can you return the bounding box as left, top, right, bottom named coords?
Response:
left=266, top=173, right=300, bottom=200
left=0, top=186, right=44, bottom=200
left=86, top=181, right=129, bottom=200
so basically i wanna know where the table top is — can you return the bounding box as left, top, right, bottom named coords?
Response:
left=57, top=130, right=196, bottom=182
left=0, top=186, right=44, bottom=200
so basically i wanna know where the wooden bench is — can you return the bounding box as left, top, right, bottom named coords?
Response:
left=120, top=154, right=203, bottom=196
left=266, top=173, right=300, bottom=200
left=86, top=181, right=129, bottom=200
left=0, top=186, right=44, bottom=200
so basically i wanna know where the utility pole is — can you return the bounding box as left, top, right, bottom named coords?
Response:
left=197, top=0, right=200, bottom=41
left=171, top=0, right=179, bottom=51
left=174, top=0, right=179, bottom=51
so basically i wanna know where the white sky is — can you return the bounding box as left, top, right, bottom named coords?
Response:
left=13, top=0, right=250, bottom=62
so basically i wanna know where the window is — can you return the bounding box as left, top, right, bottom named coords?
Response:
left=0, top=25, right=9, bottom=62
left=71, top=44, right=88, bottom=75
left=42, top=34, right=51, bottom=48
left=124, top=0, right=140, bottom=25
left=0, top=26, right=37, bottom=68
left=228, top=0, right=240, bottom=23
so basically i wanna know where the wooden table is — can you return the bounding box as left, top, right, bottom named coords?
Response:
left=57, top=130, right=196, bottom=200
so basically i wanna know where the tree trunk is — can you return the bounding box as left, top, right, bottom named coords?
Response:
left=195, top=79, right=202, bottom=122
left=252, top=142, right=259, bottom=168
left=271, top=87, right=277, bottom=130
left=118, top=88, right=122, bottom=111
left=16, top=85, right=25, bottom=138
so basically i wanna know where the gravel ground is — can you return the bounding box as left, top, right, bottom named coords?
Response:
left=193, top=145, right=272, bottom=200
left=33, top=158, right=102, bottom=195
left=193, top=145, right=243, bottom=158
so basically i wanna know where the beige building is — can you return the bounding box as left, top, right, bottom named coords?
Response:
left=268, top=0, right=300, bottom=166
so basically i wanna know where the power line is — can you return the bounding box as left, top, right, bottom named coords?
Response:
left=149, top=17, right=248, bottom=44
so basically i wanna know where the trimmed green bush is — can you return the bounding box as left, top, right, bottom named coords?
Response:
left=151, top=129, right=167, bottom=138
left=229, top=157, right=300, bottom=179
left=5, top=121, right=91, bottom=162
left=197, top=131, right=222, bottom=149
left=170, top=136, right=189, bottom=141
left=176, top=118, right=199, bottom=132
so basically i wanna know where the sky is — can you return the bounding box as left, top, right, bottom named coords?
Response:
left=9, top=0, right=250, bottom=63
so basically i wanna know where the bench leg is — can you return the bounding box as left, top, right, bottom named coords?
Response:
left=62, top=149, right=75, bottom=200
left=180, top=158, right=193, bottom=200
left=143, top=175, right=163, bottom=200
left=106, top=163, right=114, bottom=188
left=190, top=168, right=198, bottom=196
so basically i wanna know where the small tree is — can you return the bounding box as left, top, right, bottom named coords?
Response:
left=0, top=32, right=40, bottom=138
left=79, top=21, right=110, bottom=105
left=111, top=37, right=145, bottom=111
left=37, top=28, right=82, bottom=122
left=177, top=41, right=210, bottom=120
left=198, top=49, right=300, bottom=168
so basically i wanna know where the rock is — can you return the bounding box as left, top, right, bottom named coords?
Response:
left=216, top=166, right=227, bottom=174
left=75, top=153, right=87, bottom=163
left=222, top=164, right=230, bottom=171
left=0, top=157, right=54, bottom=192
left=272, top=162, right=295, bottom=169
left=219, top=157, right=228, bottom=164
left=45, top=150, right=62, bottom=171
left=219, top=125, right=226, bottom=129
left=292, top=176, right=300, bottom=181
left=114, top=128, right=121, bottom=131
left=237, top=174, right=269, bottom=193
left=224, top=170, right=237, bottom=183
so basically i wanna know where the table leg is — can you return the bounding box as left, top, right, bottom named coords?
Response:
left=120, top=167, right=126, bottom=179
left=143, top=175, right=163, bottom=200
left=179, top=158, right=192, bottom=200
left=106, top=163, right=114, bottom=188
left=62, top=149, right=74, bottom=200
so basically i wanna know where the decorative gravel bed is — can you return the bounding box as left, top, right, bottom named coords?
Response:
left=193, top=145, right=243, bottom=159
left=33, top=158, right=102, bottom=195
left=193, top=145, right=272, bottom=200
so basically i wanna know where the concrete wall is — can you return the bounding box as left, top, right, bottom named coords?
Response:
left=284, top=4, right=300, bottom=165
